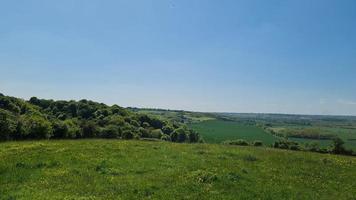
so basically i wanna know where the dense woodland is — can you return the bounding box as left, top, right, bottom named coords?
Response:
left=0, top=93, right=202, bottom=143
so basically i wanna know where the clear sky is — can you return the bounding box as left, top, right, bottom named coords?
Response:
left=1, top=0, right=356, bottom=115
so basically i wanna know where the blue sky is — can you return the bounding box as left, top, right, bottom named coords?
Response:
left=1, top=0, right=356, bottom=115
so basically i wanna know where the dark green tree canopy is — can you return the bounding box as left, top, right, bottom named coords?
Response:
left=0, top=94, right=201, bottom=143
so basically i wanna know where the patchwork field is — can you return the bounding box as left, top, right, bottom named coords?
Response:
left=189, top=120, right=277, bottom=145
left=268, top=126, right=356, bottom=150
left=1, top=140, right=355, bottom=200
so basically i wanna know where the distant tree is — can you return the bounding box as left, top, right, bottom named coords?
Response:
left=187, top=130, right=200, bottom=143
left=0, top=109, right=17, bottom=140
left=138, top=127, right=150, bottom=138
left=173, top=128, right=187, bottom=143
left=130, top=120, right=140, bottom=127
left=252, top=140, right=263, bottom=146
left=82, top=120, right=99, bottom=138
left=101, top=125, right=121, bottom=138
left=52, top=120, right=68, bottom=138
left=64, top=119, right=82, bottom=138
left=151, top=129, right=163, bottom=139
left=161, top=134, right=171, bottom=141
left=122, top=130, right=134, bottom=139
left=21, top=114, right=53, bottom=139
left=330, top=138, right=347, bottom=154
left=142, top=122, right=150, bottom=128
left=162, top=125, right=174, bottom=135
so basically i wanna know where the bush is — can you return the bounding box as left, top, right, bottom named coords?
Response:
left=64, top=119, right=82, bottom=139
left=0, top=109, right=17, bottom=140
left=161, top=134, right=171, bottom=141
left=101, top=125, right=120, bottom=138
left=162, top=125, right=174, bottom=135
left=329, top=138, right=353, bottom=155
left=122, top=130, right=134, bottom=139
left=252, top=140, right=263, bottom=146
left=21, top=114, right=53, bottom=139
left=273, top=140, right=299, bottom=150
left=82, top=120, right=99, bottom=138
left=223, top=139, right=249, bottom=146
left=150, top=129, right=163, bottom=139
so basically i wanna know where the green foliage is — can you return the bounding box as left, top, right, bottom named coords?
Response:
left=0, top=94, right=201, bottom=143
left=329, top=138, right=353, bottom=155
left=122, top=130, right=134, bottom=140
left=150, top=129, right=163, bottom=139
left=160, top=134, right=171, bottom=141
left=273, top=140, right=300, bottom=150
left=172, top=128, right=187, bottom=143
left=21, top=114, right=53, bottom=139
left=101, top=125, right=121, bottom=139
left=252, top=140, right=263, bottom=146
left=0, top=109, right=18, bottom=140
left=223, top=139, right=249, bottom=146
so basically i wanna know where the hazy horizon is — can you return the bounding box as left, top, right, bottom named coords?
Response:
left=1, top=0, right=356, bottom=115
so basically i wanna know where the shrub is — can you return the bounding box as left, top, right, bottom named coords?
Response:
left=150, top=129, right=163, bottom=139
left=122, top=130, right=134, bottom=139
left=273, top=140, right=299, bottom=150
left=138, top=127, right=150, bottom=138
left=101, top=125, right=120, bottom=138
left=223, top=139, right=249, bottom=146
left=329, top=138, right=353, bottom=155
left=171, top=128, right=187, bottom=143
left=162, top=125, right=174, bottom=135
left=161, top=134, right=171, bottom=141
left=252, top=140, right=263, bottom=146
left=21, top=114, right=53, bottom=139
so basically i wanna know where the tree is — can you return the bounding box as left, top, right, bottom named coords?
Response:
left=150, top=129, right=163, bottom=139
left=161, top=134, right=171, bottom=141
left=138, top=127, right=150, bottom=138
left=0, top=109, right=17, bottom=140
left=81, top=120, right=99, bottom=138
left=162, top=125, right=174, bottom=135
left=21, top=114, right=53, bottom=139
left=122, top=130, right=134, bottom=139
left=172, top=128, right=187, bottom=143
left=64, top=119, right=82, bottom=138
left=101, top=125, right=120, bottom=138
left=330, top=137, right=346, bottom=154
left=52, top=120, right=68, bottom=138
left=187, top=130, right=200, bottom=143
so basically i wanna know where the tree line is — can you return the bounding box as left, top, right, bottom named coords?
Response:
left=0, top=93, right=202, bottom=143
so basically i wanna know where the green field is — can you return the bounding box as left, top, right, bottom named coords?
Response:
left=1, top=140, right=355, bottom=200
left=0, top=140, right=356, bottom=199
left=189, top=120, right=277, bottom=144
left=269, top=126, right=356, bottom=150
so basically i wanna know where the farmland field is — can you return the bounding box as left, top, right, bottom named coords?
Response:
left=189, top=120, right=278, bottom=144
left=268, top=126, right=356, bottom=150
left=1, top=140, right=355, bottom=200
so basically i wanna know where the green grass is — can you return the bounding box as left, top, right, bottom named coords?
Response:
left=190, top=120, right=278, bottom=145
left=0, top=140, right=355, bottom=199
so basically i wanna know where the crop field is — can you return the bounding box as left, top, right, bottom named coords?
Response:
left=1, top=140, right=355, bottom=200
left=189, top=120, right=277, bottom=145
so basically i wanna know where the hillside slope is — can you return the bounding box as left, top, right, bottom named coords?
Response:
left=1, top=140, right=355, bottom=200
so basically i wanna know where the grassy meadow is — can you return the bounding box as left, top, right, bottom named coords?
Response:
left=1, top=140, right=355, bottom=200
left=189, top=120, right=277, bottom=145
